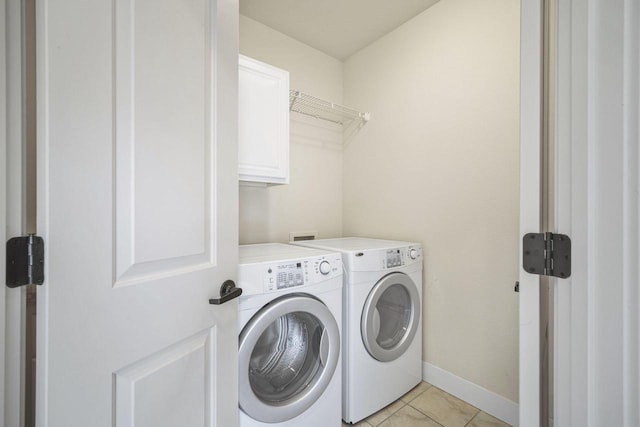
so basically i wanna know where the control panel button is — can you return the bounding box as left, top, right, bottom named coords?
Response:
left=319, top=260, right=331, bottom=275
left=409, top=248, right=418, bottom=260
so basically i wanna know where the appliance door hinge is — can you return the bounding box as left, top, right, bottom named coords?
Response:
left=523, top=232, right=571, bottom=279
left=6, top=234, right=45, bottom=288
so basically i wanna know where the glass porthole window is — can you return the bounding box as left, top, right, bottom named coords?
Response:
left=361, top=273, right=420, bottom=362
left=249, top=311, right=323, bottom=403
left=239, top=295, right=339, bottom=423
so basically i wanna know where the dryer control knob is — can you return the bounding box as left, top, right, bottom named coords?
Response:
left=319, top=261, right=331, bottom=275
left=409, top=248, right=418, bottom=260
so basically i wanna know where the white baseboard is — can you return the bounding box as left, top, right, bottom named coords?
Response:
left=423, top=362, right=519, bottom=427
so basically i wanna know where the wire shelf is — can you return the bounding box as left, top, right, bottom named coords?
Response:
left=289, top=90, right=369, bottom=142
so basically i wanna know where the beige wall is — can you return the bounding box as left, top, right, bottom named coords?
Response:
left=239, top=16, right=344, bottom=244
left=342, top=0, right=520, bottom=401
left=240, top=0, right=520, bottom=403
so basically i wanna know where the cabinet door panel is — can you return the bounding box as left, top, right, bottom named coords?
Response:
left=239, top=55, right=289, bottom=184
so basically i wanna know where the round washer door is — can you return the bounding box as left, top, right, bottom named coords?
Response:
left=361, top=272, right=420, bottom=362
left=239, top=294, right=340, bottom=423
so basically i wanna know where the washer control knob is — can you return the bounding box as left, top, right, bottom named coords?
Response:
left=409, top=248, right=418, bottom=260
left=319, top=260, right=331, bottom=275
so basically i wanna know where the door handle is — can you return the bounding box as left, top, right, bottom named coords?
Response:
left=319, top=328, right=329, bottom=367
left=209, top=280, right=242, bottom=305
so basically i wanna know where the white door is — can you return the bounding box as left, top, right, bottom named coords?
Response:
left=521, top=0, right=640, bottom=426
left=35, top=0, right=240, bottom=426
left=553, top=0, right=640, bottom=426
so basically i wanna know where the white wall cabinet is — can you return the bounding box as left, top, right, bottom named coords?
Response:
left=238, top=55, right=290, bottom=184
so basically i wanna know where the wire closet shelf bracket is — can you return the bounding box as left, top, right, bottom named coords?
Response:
left=289, top=90, right=370, bottom=143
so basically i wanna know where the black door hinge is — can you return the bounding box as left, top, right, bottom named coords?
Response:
left=523, top=232, right=571, bottom=278
left=6, top=234, right=45, bottom=288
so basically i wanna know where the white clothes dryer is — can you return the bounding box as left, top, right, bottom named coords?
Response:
left=238, top=243, right=343, bottom=427
left=292, top=238, right=423, bottom=424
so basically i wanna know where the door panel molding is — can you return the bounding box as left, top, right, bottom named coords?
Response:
left=554, top=0, right=640, bottom=426
left=114, top=328, right=215, bottom=427
left=113, top=0, right=216, bottom=287
left=621, top=3, right=639, bottom=425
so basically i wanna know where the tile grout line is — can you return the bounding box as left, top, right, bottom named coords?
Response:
left=375, top=401, right=448, bottom=427
left=372, top=400, right=406, bottom=426
left=405, top=386, right=481, bottom=427
left=462, top=408, right=482, bottom=427
left=349, top=382, right=513, bottom=427
left=404, top=386, right=441, bottom=425
left=406, top=401, right=446, bottom=427
left=366, top=382, right=433, bottom=426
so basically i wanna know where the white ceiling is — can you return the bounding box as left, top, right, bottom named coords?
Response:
left=239, top=0, right=441, bottom=60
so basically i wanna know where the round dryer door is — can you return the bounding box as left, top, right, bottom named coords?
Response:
left=238, top=294, right=340, bottom=423
left=361, top=272, right=421, bottom=362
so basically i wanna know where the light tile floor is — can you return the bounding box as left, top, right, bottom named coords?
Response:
left=341, top=382, right=512, bottom=427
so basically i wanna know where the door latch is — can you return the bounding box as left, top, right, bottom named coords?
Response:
left=209, top=280, right=242, bottom=305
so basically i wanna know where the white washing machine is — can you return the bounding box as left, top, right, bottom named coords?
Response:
left=292, top=238, right=423, bottom=424
left=238, top=243, right=343, bottom=427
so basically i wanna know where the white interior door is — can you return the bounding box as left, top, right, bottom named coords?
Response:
left=553, top=0, right=640, bottom=426
left=35, top=0, right=240, bottom=426
left=519, top=1, right=543, bottom=426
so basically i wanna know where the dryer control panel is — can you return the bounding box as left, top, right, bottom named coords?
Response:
left=385, top=249, right=403, bottom=268
left=345, top=245, right=423, bottom=272
left=382, top=246, right=423, bottom=269
left=263, top=255, right=342, bottom=292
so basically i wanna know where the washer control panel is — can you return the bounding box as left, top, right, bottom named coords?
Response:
left=263, top=254, right=342, bottom=292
